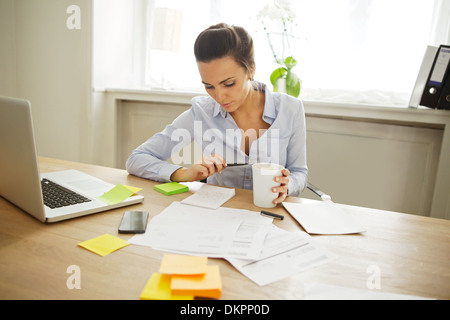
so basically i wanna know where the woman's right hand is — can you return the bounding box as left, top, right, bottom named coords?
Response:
left=170, top=154, right=226, bottom=182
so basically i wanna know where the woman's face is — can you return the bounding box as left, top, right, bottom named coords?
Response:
left=197, top=55, right=254, bottom=113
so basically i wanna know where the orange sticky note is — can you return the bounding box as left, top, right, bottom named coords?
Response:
left=140, top=273, right=193, bottom=300
left=159, top=254, right=208, bottom=275
left=171, top=265, right=222, bottom=299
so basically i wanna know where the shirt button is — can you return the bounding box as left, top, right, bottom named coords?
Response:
left=246, top=176, right=250, bottom=180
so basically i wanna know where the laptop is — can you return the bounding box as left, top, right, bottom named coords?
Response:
left=0, top=96, right=144, bottom=223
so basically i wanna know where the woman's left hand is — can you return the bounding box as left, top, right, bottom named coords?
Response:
left=272, top=168, right=290, bottom=205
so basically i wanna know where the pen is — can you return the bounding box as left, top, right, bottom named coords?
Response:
left=260, top=210, right=284, bottom=220
left=225, top=163, right=248, bottom=167
left=200, top=163, right=247, bottom=183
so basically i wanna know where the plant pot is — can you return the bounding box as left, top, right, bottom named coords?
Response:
left=274, top=77, right=286, bottom=93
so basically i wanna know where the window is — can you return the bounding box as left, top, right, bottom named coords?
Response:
left=96, top=0, right=450, bottom=106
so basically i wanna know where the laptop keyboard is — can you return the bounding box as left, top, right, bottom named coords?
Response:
left=41, top=178, right=91, bottom=209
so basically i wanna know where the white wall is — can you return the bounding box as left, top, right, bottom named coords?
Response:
left=0, top=0, right=18, bottom=97
left=0, top=0, right=92, bottom=163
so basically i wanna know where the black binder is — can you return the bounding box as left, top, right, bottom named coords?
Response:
left=420, top=45, right=450, bottom=110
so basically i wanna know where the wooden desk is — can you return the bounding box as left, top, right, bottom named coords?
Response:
left=0, top=157, right=449, bottom=300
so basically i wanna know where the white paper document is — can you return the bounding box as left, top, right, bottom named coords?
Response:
left=128, top=201, right=272, bottom=259
left=226, top=226, right=337, bottom=286
left=223, top=212, right=273, bottom=260
left=282, top=201, right=366, bottom=234
left=181, top=184, right=235, bottom=209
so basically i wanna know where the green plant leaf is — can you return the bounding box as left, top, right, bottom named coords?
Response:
left=286, top=70, right=300, bottom=97
left=286, top=70, right=298, bottom=88
left=270, top=68, right=287, bottom=86
left=284, top=56, right=297, bottom=69
left=286, top=79, right=301, bottom=98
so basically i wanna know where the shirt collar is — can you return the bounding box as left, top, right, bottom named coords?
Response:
left=212, top=83, right=277, bottom=121
left=213, top=102, right=227, bottom=118
left=262, top=85, right=277, bottom=122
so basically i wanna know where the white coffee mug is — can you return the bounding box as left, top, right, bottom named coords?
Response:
left=252, top=163, right=284, bottom=208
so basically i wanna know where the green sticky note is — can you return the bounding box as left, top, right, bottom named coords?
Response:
left=97, top=184, right=135, bottom=205
left=154, top=182, right=189, bottom=196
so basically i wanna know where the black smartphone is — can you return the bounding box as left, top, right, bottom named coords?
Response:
left=118, top=211, right=149, bottom=234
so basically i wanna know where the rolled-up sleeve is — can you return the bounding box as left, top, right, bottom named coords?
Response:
left=285, top=99, right=308, bottom=196
left=126, top=108, right=194, bottom=182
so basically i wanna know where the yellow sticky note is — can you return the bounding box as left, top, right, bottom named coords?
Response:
left=97, top=184, right=134, bottom=205
left=159, top=254, right=208, bottom=275
left=140, top=273, right=193, bottom=300
left=78, top=234, right=130, bottom=257
left=123, top=185, right=142, bottom=195
left=171, top=265, right=222, bottom=299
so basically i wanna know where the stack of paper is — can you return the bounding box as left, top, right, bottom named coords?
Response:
left=129, top=201, right=339, bottom=286
left=181, top=184, right=235, bottom=209
left=226, top=226, right=337, bottom=286
left=128, top=187, right=351, bottom=287
left=140, top=254, right=222, bottom=300
left=129, top=201, right=273, bottom=260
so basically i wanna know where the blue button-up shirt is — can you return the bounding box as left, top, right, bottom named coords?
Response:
left=126, top=84, right=308, bottom=196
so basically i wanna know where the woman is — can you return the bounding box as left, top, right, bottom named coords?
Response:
left=126, top=23, right=308, bottom=205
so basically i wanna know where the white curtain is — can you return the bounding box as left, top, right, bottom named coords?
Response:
left=143, top=0, right=448, bottom=106
left=430, top=0, right=450, bottom=46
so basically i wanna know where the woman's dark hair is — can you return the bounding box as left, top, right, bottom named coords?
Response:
left=194, top=23, right=255, bottom=74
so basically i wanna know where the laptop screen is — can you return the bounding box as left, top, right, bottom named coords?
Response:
left=0, top=96, right=47, bottom=222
